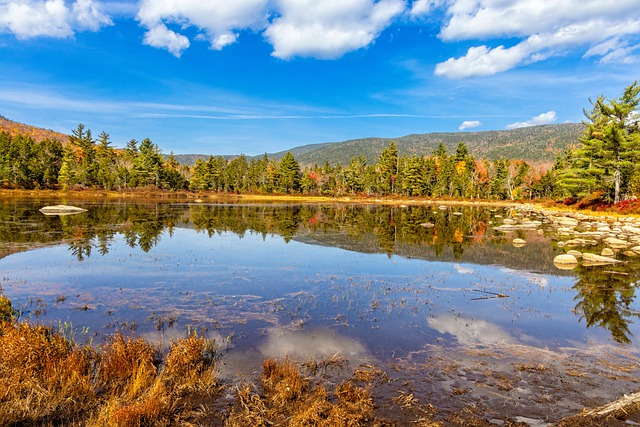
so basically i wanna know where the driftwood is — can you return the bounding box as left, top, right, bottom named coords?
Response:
left=581, top=392, right=640, bottom=418
left=557, top=392, right=640, bottom=426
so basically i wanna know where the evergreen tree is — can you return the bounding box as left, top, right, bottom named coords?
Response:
left=377, top=142, right=398, bottom=195
left=58, top=146, right=76, bottom=190
left=69, top=124, right=97, bottom=187
left=278, top=152, right=300, bottom=193
left=96, top=131, right=116, bottom=189
left=490, top=158, right=509, bottom=199
left=131, top=138, right=163, bottom=187
left=560, top=81, right=640, bottom=202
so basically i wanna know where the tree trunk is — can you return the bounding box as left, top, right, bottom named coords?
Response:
left=614, top=166, right=621, bottom=203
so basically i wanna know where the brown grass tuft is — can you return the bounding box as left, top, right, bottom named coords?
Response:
left=227, top=359, right=375, bottom=426
left=98, top=332, right=159, bottom=400
left=0, top=322, right=93, bottom=425
left=261, top=357, right=308, bottom=406
left=162, top=333, right=218, bottom=394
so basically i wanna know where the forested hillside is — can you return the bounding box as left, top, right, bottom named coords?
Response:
left=270, top=123, right=583, bottom=166
left=0, top=116, right=69, bottom=144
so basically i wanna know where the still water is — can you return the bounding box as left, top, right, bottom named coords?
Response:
left=1, top=199, right=638, bottom=367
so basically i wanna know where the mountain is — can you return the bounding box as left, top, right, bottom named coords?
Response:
left=0, top=115, right=69, bottom=144
left=1, top=114, right=583, bottom=166
left=269, top=123, right=583, bottom=166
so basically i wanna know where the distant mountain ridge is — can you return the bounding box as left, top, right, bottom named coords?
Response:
left=172, top=123, right=583, bottom=166
left=1, top=114, right=582, bottom=166
left=268, top=123, right=583, bottom=166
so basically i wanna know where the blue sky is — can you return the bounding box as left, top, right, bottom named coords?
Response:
left=0, top=0, right=638, bottom=155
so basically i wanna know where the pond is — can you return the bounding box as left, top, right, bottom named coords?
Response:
left=1, top=198, right=639, bottom=422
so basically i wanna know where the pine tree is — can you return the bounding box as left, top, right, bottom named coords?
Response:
left=278, top=152, right=300, bottom=193
left=560, top=81, right=640, bottom=202
left=377, top=142, right=398, bottom=195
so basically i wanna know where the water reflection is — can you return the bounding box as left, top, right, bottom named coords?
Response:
left=572, top=262, right=640, bottom=345
left=0, top=199, right=638, bottom=346
left=427, top=314, right=516, bottom=346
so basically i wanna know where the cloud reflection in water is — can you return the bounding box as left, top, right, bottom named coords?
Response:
left=428, top=314, right=516, bottom=346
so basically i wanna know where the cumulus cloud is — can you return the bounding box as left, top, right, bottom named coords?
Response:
left=265, top=0, right=405, bottom=59
left=458, top=120, right=481, bottom=131
left=0, top=0, right=111, bottom=39
left=429, top=0, right=640, bottom=78
left=142, top=23, right=190, bottom=57
left=506, top=111, right=557, bottom=130
left=136, top=0, right=268, bottom=56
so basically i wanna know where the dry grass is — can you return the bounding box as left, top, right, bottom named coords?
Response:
left=0, top=304, right=221, bottom=427
left=226, top=358, right=375, bottom=426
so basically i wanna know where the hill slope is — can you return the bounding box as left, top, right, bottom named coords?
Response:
left=0, top=115, right=69, bottom=144
left=273, top=123, right=583, bottom=166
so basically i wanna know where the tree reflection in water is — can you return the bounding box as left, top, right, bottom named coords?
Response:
left=0, top=199, right=639, bottom=344
left=572, top=262, right=640, bottom=344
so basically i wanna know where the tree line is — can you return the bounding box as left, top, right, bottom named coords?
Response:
left=0, top=82, right=638, bottom=203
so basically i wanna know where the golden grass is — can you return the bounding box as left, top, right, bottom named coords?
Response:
left=226, top=358, right=375, bottom=427
left=0, top=303, right=221, bottom=427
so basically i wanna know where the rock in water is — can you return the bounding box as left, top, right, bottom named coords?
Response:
left=512, top=238, right=527, bottom=247
left=39, top=205, right=87, bottom=216
left=582, top=252, right=622, bottom=266
left=554, top=254, right=578, bottom=270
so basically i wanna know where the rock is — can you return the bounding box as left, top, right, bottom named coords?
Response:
left=623, top=251, right=638, bottom=257
left=512, top=238, right=527, bottom=247
left=494, top=225, right=515, bottom=232
left=566, top=250, right=582, bottom=258
left=601, top=248, right=615, bottom=257
left=39, top=205, right=87, bottom=216
left=452, top=212, right=463, bottom=216
left=558, top=218, right=579, bottom=227
left=438, top=205, right=448, bottom=210
left=503, top=218, right=516, bottom=224
left=603, top=237, right=630, bottom=248
left=420, top=222, right=435, bottom=228
left=554, top=254, right=578, bottom=269
left=582, top=252, right=622, bottom=266
left=622, top=225, right=640, bottom=235
left=630, top=246, right=640, bottom=254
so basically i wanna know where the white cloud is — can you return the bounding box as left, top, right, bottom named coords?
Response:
left=506, top=111, right=556, bottom=130
left=458, top=120, right=480, bottom=131
left=72, top=0, right=111, bottom=30
left=142, top=23, right=190, bottom=57
left=136, top=0, right=268, bottom=56
left=430, top=0, right=640, bottom=78
left=265, top=0, right=405, bottom=59
left=0, top=0, right=111, bottom=39
left=409, top=0, right=441, bottom=16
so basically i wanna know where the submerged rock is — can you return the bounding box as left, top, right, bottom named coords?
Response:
left=39, top=205, right=87, bottom=216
